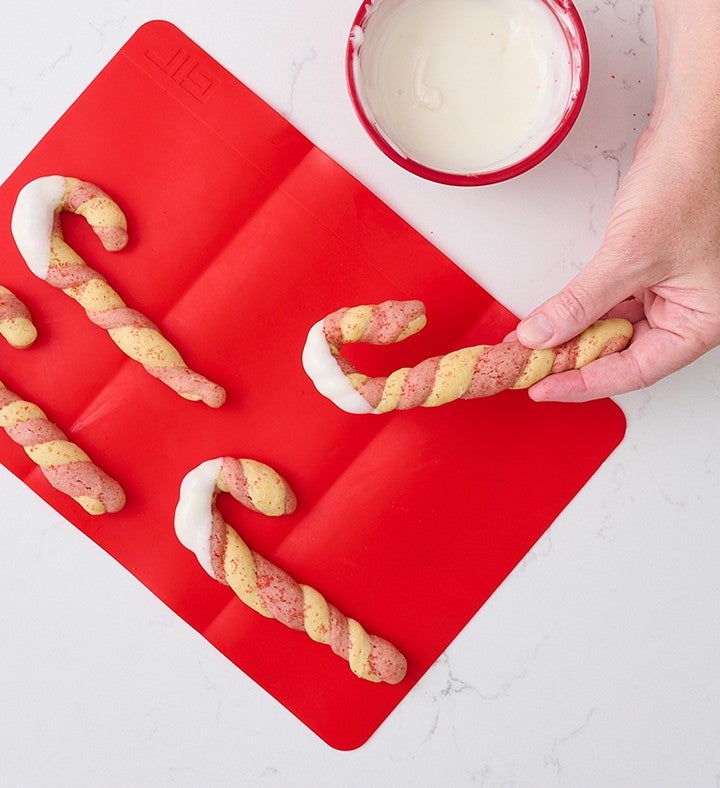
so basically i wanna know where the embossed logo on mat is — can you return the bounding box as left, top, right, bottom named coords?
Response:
left=144, top=46, right=216, bottom=103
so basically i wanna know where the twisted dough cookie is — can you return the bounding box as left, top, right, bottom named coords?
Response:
left=0, top=298, right=124, bottom=514
left=302, top=300, right=633, bottom=413
left=175, top=457, right=407, bottom=684
left=0, top=285, right=38, bottom=349
left=0, top=382, right=126, bottom=514
left=11, top=176, right=225, bottom=407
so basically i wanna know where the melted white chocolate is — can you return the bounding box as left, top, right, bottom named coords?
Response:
left=174, top=458, right=224, bottom=578
left=352, top=0, right=573, bottom=174
left=11, top=175, right=66, bottom=279
left=301, top=321, right=374, bottom=414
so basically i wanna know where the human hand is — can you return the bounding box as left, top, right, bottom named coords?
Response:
left=514, top=121, right=720, bottom=402
left=514, top=0, right=720, bottom=403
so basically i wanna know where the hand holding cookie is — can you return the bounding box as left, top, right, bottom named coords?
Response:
left=303, top=300, right=633, bottom=413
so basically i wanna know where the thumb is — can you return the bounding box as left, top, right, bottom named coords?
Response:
left=516, top=254, right=637, bottom=348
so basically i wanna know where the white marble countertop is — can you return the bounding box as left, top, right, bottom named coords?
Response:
left=2, top=1, right=719, bottom=785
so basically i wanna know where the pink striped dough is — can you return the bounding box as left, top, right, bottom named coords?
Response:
left=0, top=285, right=37, bottom=349
left=0, top=383, right=125, bottom=514
left=11, top=176, right=225, bottom=407
left=175, top=457, right=407, bottom=684
left=302, top=300, right=634, bottom=413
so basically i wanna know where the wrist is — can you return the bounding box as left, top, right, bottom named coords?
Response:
left=652, top=0, right=720, bottom=133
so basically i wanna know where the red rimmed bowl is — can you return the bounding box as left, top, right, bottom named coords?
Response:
left=346, top=0, right=589, bottom=186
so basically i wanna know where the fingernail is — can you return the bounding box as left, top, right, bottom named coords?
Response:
left=517, top=313, right=553, bottom=345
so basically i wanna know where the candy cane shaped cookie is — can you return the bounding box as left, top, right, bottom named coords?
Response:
left=302, top=300, right=634, bottom=413
left=175, top=458, right=407, bottom=684
left=0, top=285, right=37, bottom=349
left=11, top=176, right=225, bottom=407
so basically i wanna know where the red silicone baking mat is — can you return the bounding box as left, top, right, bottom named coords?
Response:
left=0, top=21, right=626, bottom=749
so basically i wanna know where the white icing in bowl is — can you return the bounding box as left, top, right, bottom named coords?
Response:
left=348, top=0, right=588, bottom=184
